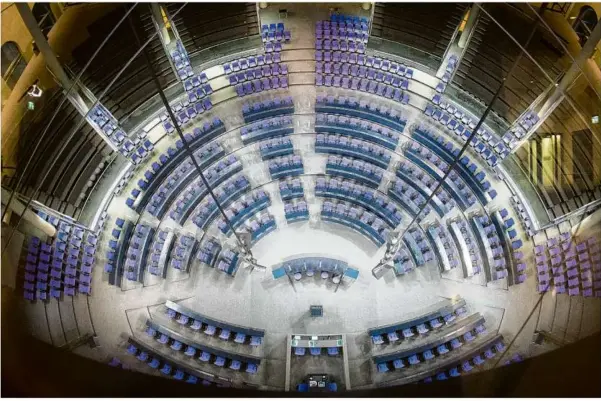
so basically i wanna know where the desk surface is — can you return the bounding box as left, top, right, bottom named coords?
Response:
left=305, top=374, right=331, bottom=392
left=291, top=337, right=344, bottom=348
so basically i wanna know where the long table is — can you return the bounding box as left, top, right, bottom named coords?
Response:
left=368, top=298, right=466, bottom=337
left=165, top=300, right=265, bottom=337
left=146, top=319, right=261, bottom=365
left=373, top=313, right=485, bottom=364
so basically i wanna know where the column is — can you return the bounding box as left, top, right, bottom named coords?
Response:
left=16, top=3, right=152, bottom=164
left=457, top=5, right=480, bottom=48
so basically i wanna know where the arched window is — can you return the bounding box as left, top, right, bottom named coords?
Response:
left=1, top=41, right=27, bottom=89
left=572, top=6, right=598, bottom=47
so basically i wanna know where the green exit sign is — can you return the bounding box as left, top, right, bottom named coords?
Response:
left=27, top=101, right=35, bottom=110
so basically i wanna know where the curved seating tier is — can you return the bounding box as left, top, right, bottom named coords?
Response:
left=315, top=38, right=366, bottom=53
left=402, top=227, right=435, bottom=268
left=403, top=144, right=478, bottom=209
left=315, top=22, right=369, bottom=44
left=228, top=63, right=288, bottom=87
left=502, top=111, right=539, bottom=151
left=260, top=137, right=294, bottom=160
left=191, top=176, right=251, bottom=231
left=426, top=100, right=508, bottom=162
left=369, top=298, right=467, bottom=343
left=410, top=129, right=497, bottom=203
left=424, top=103, right=505, bottom=166
left=164, top=89, right=214, bottom=127
left=374, top=313, right=488, bottom=373
left=165, top=300, right=265, bottom=344
left=106, top=219, right=135, bottom=286
left=394, top=162, right=455, bottom=217
left=316, top=58, right=411, bottom=98
left=224, top=52, right=281, bottom=76
left=148, top=230, right=176, bottom=278
left=242, top=95, right=294, bottom=123
left=321, top=200, right=389, bottom=247
left=318, top=15, right=369, bottom=31
left=447, top=218, right=483, bottom=277
left=392, top=245, right=416, bottom=275
left=326, top=155, right=384, bottom=189
left=316, top=73, right=410, bottom=105
left=148, top=153, right=237, bottom=223
left=197, top=238, right=222, bottom=268
left=217, top=189, right=271, bottom=236
left=166, top=157, right=243, bottom=224
left=23, top=219, right=96, bottom=300
left=272, top=257, right=359, bottom=284
left=284, top=199, right=310, bottom=223
left=315, top=113, right=401, bottom=150
left=315, top=133, right=392, bottom=169
left=235, top=74, right=289, bottom=96
left=170, top=235, right=198, bottom=273
left=240, top=115, right=293, bottom=145
left=388, top=179, right=434, bottom=219
left=316, top=53, right=414, bottom=85
left=471, top=214, right=512, bottom=283
left=316, top=177, right=402, bottom=228
left=279, top=177, right=305, bottom=201
left=268, top=155, right=304, bottom=180
left=316, top=94, right=407, bottom=134
left=124, top=224, right=155, bottom=282
left=127, top=120, right=226, bottom=212
left=426, top=222, right=461, bottom=273
left=144, top=319, right=260, bottom=374
left=416, top=334, right=505, bottom=385
left=88, top=104, right=152, bottom=161
left=247, top=213, right=277, bottom=244
left=126, top=337, right=217, bottom=386
left=215, top=249, right=242, bottom=276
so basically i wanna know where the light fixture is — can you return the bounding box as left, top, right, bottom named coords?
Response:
left=592, top=115, right=599, bottom=124
left=27, top=84, right=43, bottom=98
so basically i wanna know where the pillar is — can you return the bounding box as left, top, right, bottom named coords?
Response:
left=458, top=5, right=480, bottom=49
left=150, top=3, right=208, bottom=94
